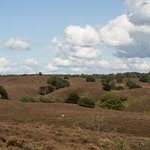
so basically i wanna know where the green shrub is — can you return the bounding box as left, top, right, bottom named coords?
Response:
left=38, top=97, right=60, bottom=103
left=126, top=81, right=141, bottom=89
left=55, top=80, right=70, bottom=90
left=78, top=96, right=95, bottom=108
left=20, top=95, right=36, bottom=103
left=86, top=76, right=95, bottom=82
left=109, top=81, right=116, bottom=90
left=0, top=85, right=8, bottom=99
left=102, top=83, right=111, bottom=91
left=65, top=92, right=80, bottom=104
left=139, top=74, right=150, bottom=83
left=115, top=86, right=124, bottom=90
left=39, top=85, right=54, bottom=95
left=47, top=76, right=58, bottom=85
left=97, top=93, right=127, bottom=111
left=47, top=76, right=70, bottom=89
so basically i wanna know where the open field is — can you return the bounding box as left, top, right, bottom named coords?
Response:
left=0, top=76, right=150, bottom=149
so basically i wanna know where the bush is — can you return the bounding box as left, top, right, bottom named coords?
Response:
left=47, top=76, right=58, bottom=86
left=86, top=76, right=95, bottom=82
left=115, top=86, right=124, bottom=90
left=47, top=76, right=70, bottom=89
left=97, top=93, right=127, bottom=111
left=78, top=96, right=95, bottom=108
left=102, top=81, right=114, bottom=91
left=55, top=80, right=70, bottom=90
left=0, top=85, right=8, bottom=99
left=39, top=85, right=54, bottom=95
left=65, top=92, right=80, bottom=104
left=139, top=74, right=150, bottom=83
left=102, top=83, right=111, bottom=91
left=126, top=81, right=141, bottom=89
left=20, top=95, right=36, bottom=102
left=38, top=97, right=60, bottom=103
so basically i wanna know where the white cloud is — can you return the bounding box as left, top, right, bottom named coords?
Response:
left=25, top=59, right=38, bottom=66
left=46, top=63, right=58, bottom=72
left=98, top=60, right=128, bottom=70
left=65, top=25, right=100, bottom=47
left=0, top=58, right=12, bottom=73
left=73, top=46, right=101, bottom=59
left=126, top=0, right=150, bottom=25
left=4, top=38, right=30, bottom=50
left=0, top=58, right=9, bottom=67
left=99, top=1, right=150, bottom=58
left=53, top=57, right=72, bottom=67
left=70, top=67, right=84, bottom=73
left=47, top=0, right=150, bottom=73
left=99, top=15, right=134, bottom=46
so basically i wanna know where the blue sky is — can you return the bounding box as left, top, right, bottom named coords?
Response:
left=0, top=0, right=150, bottom=74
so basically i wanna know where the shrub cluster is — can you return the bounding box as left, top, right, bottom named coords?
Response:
left=65, top=92, right=79, bottom=104
left=39, top=85, right=54, bottom=95
left=126, top=81, right=141, bottom=89
left=97, top=93, right=127, bottom=111
left=47, top=76, right=70, bottom=90
left=102, top=79, right=115, bottom=91
left=38, top=97, right=60, bottom=103
left=20, top=95, right=36, bottom=102
left=86, top=76, right=96, bottom=82
left=78, top=96, right=95, bottom=108
left=0, top=85, right=8, bottom=99
left=65, top=92, right=95, bottom=108
left=20, top=95, right=60, bottom=103
left=139, top=74, right=150, bottom=83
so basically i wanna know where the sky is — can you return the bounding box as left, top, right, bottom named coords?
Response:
left=0, top=0, right=150, bottom=74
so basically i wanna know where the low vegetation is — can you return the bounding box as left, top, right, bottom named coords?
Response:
left=126, top=80, right=141, bottom=89
left=97, top=93, right=127, bottom=111
left=102, top=79, right=115, bottom=91
left=0, top=73, right=150, bottom=149
left=139, top=74, right=150, bottom=83
left=47, top=76, right=70, bottom=89
left=86, top=76, right=96, bottom=82
left=20, top=95, right=60, bottom=103
left=39, top=85, right=54, bottom=95
left=38, top=97, right=60, bottom=103
left=0, top=85, right=8, bottom=99
left=78, top=96, right=95, bottom=108
left=20, top=95, right=36, bottom=103
left=65, top=92, right=80, bottom=104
